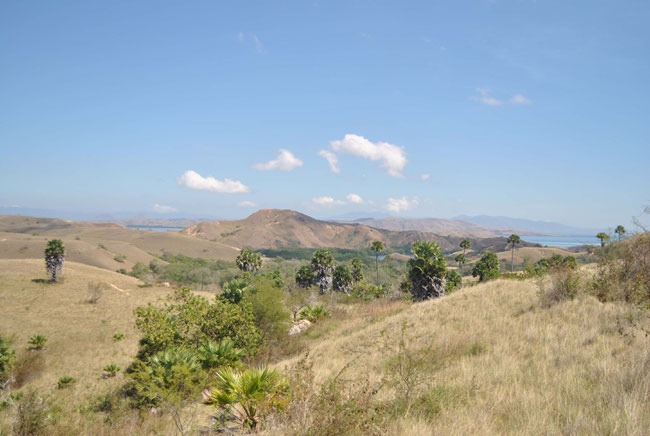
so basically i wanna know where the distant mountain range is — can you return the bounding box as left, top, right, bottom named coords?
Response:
left=182, top=209, right=538, bottom=253
left=453, top=215, right=601, bottom=236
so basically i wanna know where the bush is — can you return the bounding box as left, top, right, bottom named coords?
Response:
left=350, top=281, right=385, bottom=300
left=245, top=277, right=291, bottom=341
left=220, top=278, right=248, bottom=304
left=103, top=364, right=120, bottom=377
left=57, top=376, right=75, bottom=389
left=113, top=254, right=126, bottom=263
left=0, top=335, right=16, bottom=382
left=538, top=265, right=582, bottom=307
left=203, top=367, right=288, bottom=429
left=127, top=348, right=205, bottom=409
left=134, top=287, right=262, bottom=359
left=197, top=339, right=244, bottom=370
left=113, top=333, right=126, bottom=341
left=12, top=391, right=59, bottom=435
left=408, top=241, right=447, bottom=301
left=445, top=269, right=462, bottom=292
left=28, top=334, right=47, bottom=351
left=333, top=265, right=353, bottom=293
left=129, top=262, right=149, bottom=280
left=591, top=233, right=650, bottom=307
left=472, top=252, right=500, bottom=282
left=299, top=305, right=331, bottom=323
left=87, top=281, right=108, bottom=304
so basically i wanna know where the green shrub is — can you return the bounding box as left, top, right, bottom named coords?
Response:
left=299, top=305, right=331, bottom=323
left=113, top=254, right=126, bottom=263
left=445, top=269, right=462, bottom=292
left=103, top=364, right=120, bottom=377
left=220, top=278, right=248, bottom=304
left=203, top=367, right=288, bottom=429
left=408, top=241, right=447, bottom=301
left=538, top=265, right=582, bottom=307
left=0, top=335, right=16, bottom=382
left=350, top=281, right=385, bottom=300
left=127, top=348, right=205, bottom=409
left=13, top=391, right=59, bottom=435
left=129, top=262, right=149, bottom=280
left=472, top=252, right=500, bottom=282
left=197, top=339, right=244, bottom=370
left=134, top=287, right=262, bottom=359
left=113, top=333, right=126, bottom=341
left=28, top=334, right=47, bottom=351
left=57, top=376, right=75, bottom=389
left=245, top=277, right=291, bottom=341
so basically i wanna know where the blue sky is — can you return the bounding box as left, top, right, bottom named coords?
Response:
left=1, top=0, right=648, bottom=228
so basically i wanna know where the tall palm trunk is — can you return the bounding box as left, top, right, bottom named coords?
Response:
left=375, top=254, right=379, bottom=285
left=511, top=244, right=514, bottom=273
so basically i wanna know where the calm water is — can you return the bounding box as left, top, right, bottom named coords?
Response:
left=521, top=235, right=600, bottom=248
left=127, top=225, right=184, bottom=232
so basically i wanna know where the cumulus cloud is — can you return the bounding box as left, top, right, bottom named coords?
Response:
left=312, top=196, right=344, bottom=206
left=318, top=150, right=340, bottom=173
left=153, top=204, right=177, bottom=213
left=252, top=149, right=303, bottom=171
left=328, top=134, right=407, bottom=178
left=420, top=173, right=430, bottom=181
left=238, top=201, right=257, bottom=208
left=386, top=196, right=419, bottom=213
left=509, top=94, right=532, bottom=105
left=177, top=170, right=250, bottom=194
left=471, top=88, right=503, bottom=106
left=346, top=193, right=364, bottom=204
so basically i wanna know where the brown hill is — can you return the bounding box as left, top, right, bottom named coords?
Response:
left=182, top=209, right=539, bottom=253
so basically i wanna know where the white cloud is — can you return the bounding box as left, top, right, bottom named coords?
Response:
left=471, top=88, right=503, bottom=106
left=510, top=94, right=532, bottom=105
left=420, top=173, right=430, bottom=181
left=177, top=170, right=250, bottom=194
left=238, top=201, right=257, bottom=208
left=328, top=134, right=407, bottom=178
left=312, top=196, right=344, bottom=206
left=386, top=196, right=419, bottom=213
left=237, top=32, right=264, bottom=54
left=318, top=150, right=340, bottom=173
left=237, top=32, right=245, bottom=42
left=252, top=34, right=264, bottom=53
left=252, top=149, right=303, bottom=171
left=153, top=204, right=177, bottom=213
left=346, top=193, right=364, bottom=204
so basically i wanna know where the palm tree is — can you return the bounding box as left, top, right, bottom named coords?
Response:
left=203, top=367, right=287, bottom=429
left=614, top=225, right=626, bottom=242
left=235, top=249, right=262, bottom=274
left=44, top=239, right=65, bottom=282
left=460, top=239, right=471, bottom=257
left=596, top=232, right=610, bottom=248
left=371, top=240, right=384, bottom=285
left=507, top=234, right=521, bottom=272
left=454, top=254, right=466, bottom=274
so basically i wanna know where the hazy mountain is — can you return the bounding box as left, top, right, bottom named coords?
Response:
left=351, top=217, right=537, bottom=238
left=182, top=209, right=539, bottom=253
left=453, top=215, right=601, bottom=236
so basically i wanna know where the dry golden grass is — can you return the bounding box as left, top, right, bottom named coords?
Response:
left=0, top=259, right=177, bottom=404
left=275, top=277, right=650, bottom=435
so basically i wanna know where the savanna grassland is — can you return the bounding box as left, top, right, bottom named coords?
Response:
left=0, top=215, right=648, bottom=435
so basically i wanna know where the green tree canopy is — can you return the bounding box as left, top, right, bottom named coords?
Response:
left=472, top=252, right=500, bottom=282
left=445, top=269, right=462, bottom=293
left=460, top=239, right=471, bottom=254
left=596, top=232, right=610, bottom=247
left=311, top=248, right=334, bottom=294
left=507, top=234, right=521, bottom=272
left=333, top=265, right=354, bottom=294
left=295, top=264, right=315, bottom=289
left=614, top=225, right=626, bottom=241
left=44, top=239, right=65, bottom=282
left=236, top=249, right=263, bottom=274
left=454, top=254, right=467, bottom=274
left=350, top=258, right=364, bottom=282
left=407, top=241, right=447, bottom=301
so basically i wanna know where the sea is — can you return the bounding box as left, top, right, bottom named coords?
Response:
left=520, top=235, right=600, bottom=248
left=126, top=225, right=185, bottom=232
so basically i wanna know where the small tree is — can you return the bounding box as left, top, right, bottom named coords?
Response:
left=0, top=335, right=16, bottom=382
left=44, top=239, right=65, bottom=282
left=311, top=248, right=334, bottom=294
left=295, top=265, right=314, bottom=289
left=460, top=239, right=471, bottom=256
left=454, top=254, right=466, bottom=274
left=350, top=258, right=364, bottom=283
left=596, top=232, right=610, bottom=248
left=236, top=249, right=262, bottom=275
left=472, top=252, right=500, bottom=282
left=614, top=225, right=626, bottom=241
left=371, top=241, right=384, bottom=285
left=507, top=234, right=521, bottom=272
left=332, top=265, right=353, bottom=294
left=445, top=269, right=462, bottom=292
left=407, top=241, right=447, bottom=301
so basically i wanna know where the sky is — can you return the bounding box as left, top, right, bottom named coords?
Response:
left=1, top=0, right=648, bottom=229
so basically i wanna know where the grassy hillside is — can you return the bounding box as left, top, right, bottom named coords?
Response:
left=0, top=216, right=240, bottom=272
